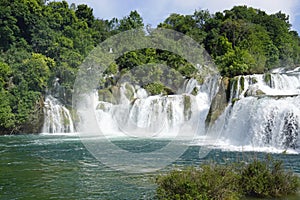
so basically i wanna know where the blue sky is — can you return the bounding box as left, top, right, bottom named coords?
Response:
left=66, top=0, right=300, bottom=33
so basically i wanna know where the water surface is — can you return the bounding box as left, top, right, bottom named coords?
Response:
left=0, top=134, right=299, bottom=199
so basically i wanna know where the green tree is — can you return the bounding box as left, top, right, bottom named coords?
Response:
left=75, top=4, right=94, bottom=27
left=216, top=48, right=255, bottom=77
left=0, top=0, right=19, bottom=51
left=0, top=62, right=12, bottom=89
left=159, top=10, right=210, bottom=43
left=21, top=53, right=54, bottom=92
left=0, top=90, right=15, bottom=130
left=118, top=10, right=144, bottom=31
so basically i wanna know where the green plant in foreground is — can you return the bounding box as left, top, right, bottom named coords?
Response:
left=240, top=156, right=300, bottom=198
left=156, top=165, right=241, bottom=200
left=156, top=157, right=300, bottom=200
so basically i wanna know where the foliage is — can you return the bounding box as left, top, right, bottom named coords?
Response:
left=0, top=90, right=15, bottom=129
left=156, top=164, right=241, bottom=200
left=240, top=156, right=300, bottom=198
left=0, top=1, right=300, bottom=133
left=156, top=157, right=300, bottom=200
left=144, top=82, right=171, bottom=95
left=208, top=6, right=299, bottom=76
left=159, top=6, right=300, bottom=78
left=0, top=0, right=112, bottom=133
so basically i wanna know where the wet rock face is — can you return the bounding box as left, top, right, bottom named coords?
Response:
left=98, top=87, right=118, bottom=104
left=244, top=86, right=266, bottom=97
left=205, top=78, right=229, bottom=129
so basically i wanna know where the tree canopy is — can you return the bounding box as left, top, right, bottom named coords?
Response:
left=159, top=6, right=300, bottom=76
left=0, top=1, right=299, bottom=134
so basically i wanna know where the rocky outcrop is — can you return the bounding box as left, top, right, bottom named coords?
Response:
left=244, top=86, right=266, bottom=97
left=205, top=77, right=229, bottom=129
left=98, top=87, right=119, bottom=104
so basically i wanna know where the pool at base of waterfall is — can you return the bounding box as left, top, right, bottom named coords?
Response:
left=0, top=134, right=299, bottom=200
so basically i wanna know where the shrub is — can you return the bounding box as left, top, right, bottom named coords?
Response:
left=240, top=156, right=300, bottom=198
left=156, top=157, right=300, bottom=200
left=144, top=82, right=174, bottom=95
left=156, top=165, right=241, bottom=200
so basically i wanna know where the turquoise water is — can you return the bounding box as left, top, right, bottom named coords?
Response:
left=0, top=134, right=299, bottom=199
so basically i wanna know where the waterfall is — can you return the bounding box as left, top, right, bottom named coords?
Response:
left=47, top=67, right=300, bottom=153
left=207, top=72, right=300, bottom=152
left=42, top=96, right=75, bottom=133
left=93, top=76, right=219, bottom=138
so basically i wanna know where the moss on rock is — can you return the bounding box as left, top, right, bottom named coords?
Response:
left=205, top=78, right=229, bottom=129
left=124, top=83, right=135, bottom=101
left=98, top=88, right=117, bottom=104
left=245, top=87, right=266, bottom=97
left=183, top=95, right=192, bottom=121
left=264, top=72, right=272, bottom=86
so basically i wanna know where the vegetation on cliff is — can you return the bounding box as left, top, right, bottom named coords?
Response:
left=0, top=0, right=299, bottom=133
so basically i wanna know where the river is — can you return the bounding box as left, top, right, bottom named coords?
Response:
left=1, top=134, right=299, bottom=199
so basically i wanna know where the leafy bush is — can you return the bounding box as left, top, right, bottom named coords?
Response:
left=156, top=164, right=241, bottom=200
left=144, top=82, right=174, bottom=95
left=156, top=157, right=300, bottom=200
left=240, top=156, right=300, bottom=198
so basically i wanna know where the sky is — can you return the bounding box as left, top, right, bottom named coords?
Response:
left=66, top=0, right=300, bottom=34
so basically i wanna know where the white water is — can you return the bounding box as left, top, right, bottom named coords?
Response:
left=204, top=72, right=300, bottom=153
left=42, top=96, right=75, bottom=134
left=44, top=71, right=300, bottom=154
left=93, top=77, right=219, bottom=139
left=231, top=73, right=300, bottom=98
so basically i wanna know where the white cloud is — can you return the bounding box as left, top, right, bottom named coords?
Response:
left=66, top=0, right=300, bottom=31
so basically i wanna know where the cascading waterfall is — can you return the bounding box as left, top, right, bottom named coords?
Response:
left=42, top=95, right=75, bottom=133
left=44, top=68, right=300, bottom=153
left=208, top=72, right=300, bottom=152
left=93, top=76, right=219, bottom=138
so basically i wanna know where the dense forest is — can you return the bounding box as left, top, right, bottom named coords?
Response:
left=0, top=0, right=299, bottom=134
